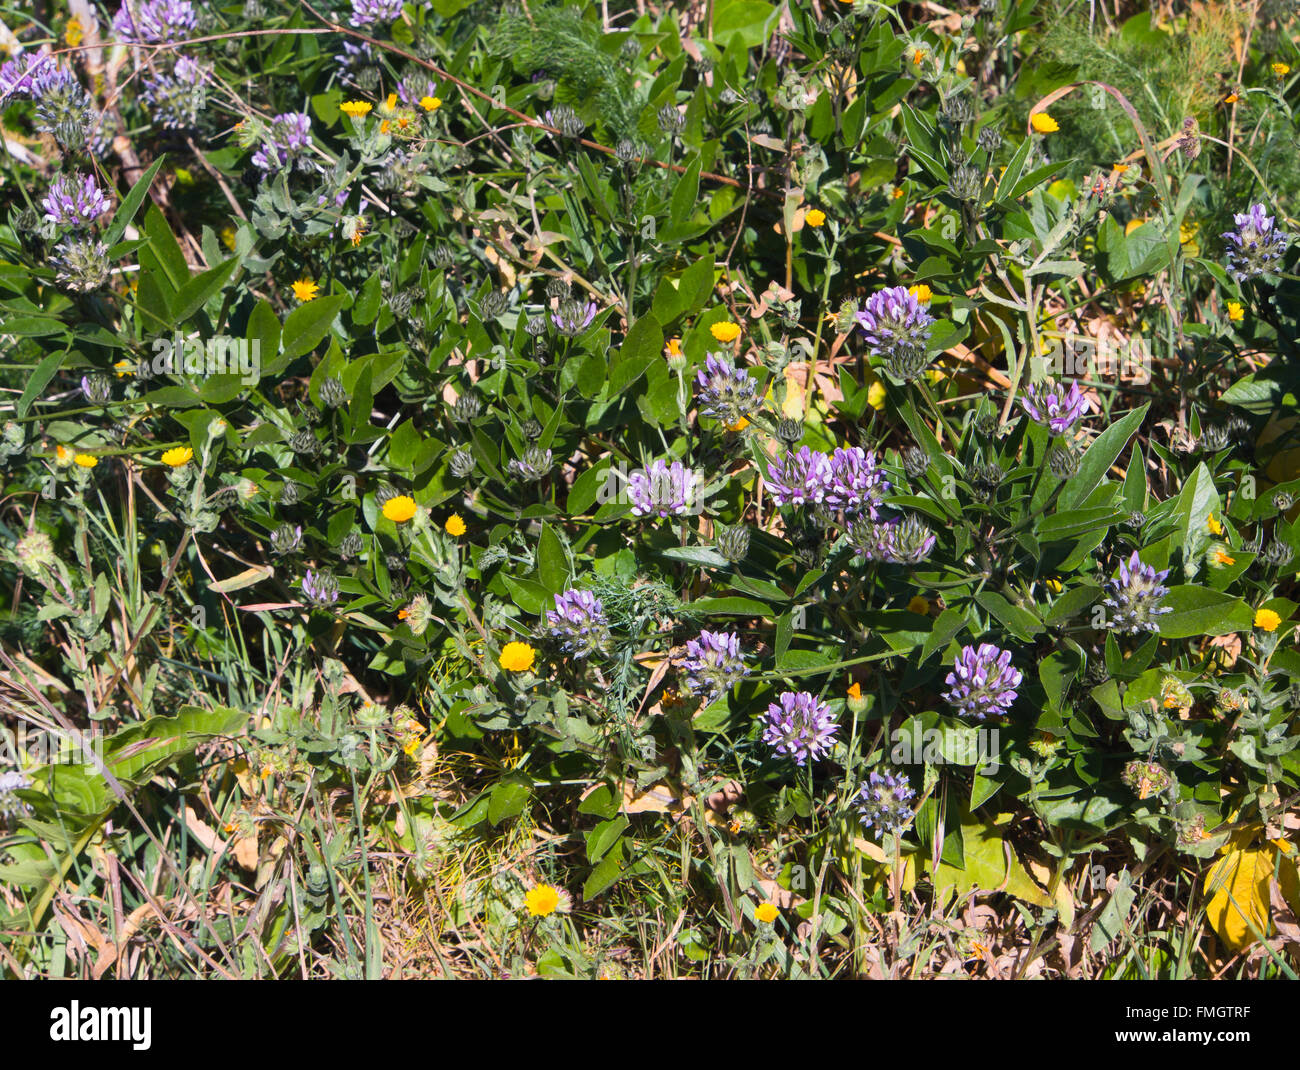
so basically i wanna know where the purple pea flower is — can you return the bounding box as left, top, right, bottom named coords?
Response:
left=628, top=459, right=699, bottom=518
left=551, top=298, right=597, bottom=336
left=42, top=173, right=111, bottom=229
left=250, top=112, right=312, bottom=173
left=943, top=643, right=1022, bottom=721
left=1221, top=202, right=1290, bottom=282
left=681, top=629, right=749, bottom=700
left=350, top=0, right=405, bottom=27
left=113, top=0, right=198, bottom=44
left=762, top=690, right=839, bottom=766
left=856, top=770, right=916, bottom=837
left=766, top=446, right=831, bottom=507
left=695, top=353, right=760, bottom=427
left=824, top=446, right=890, bottom=516
left=0, top=52, right=55, bottom=101
left=544, top=589, right=610, bottom=660
left=1020, top=379, right=1089, bottom=434
left=1102, top=550, right=1173, bottom=634
left=856, top=285, right=934, bottom=361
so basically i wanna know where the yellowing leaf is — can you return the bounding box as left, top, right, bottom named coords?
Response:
left=1203, top=830, right=1276, bottom=951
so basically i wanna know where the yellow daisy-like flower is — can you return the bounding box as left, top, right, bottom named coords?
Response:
left=74, top=453, right=98, bottom=468
left=161, top=446, right=193, bottom=467
left=1112, top=163, right=1130, bottom=174
left=382, top=93, right=399, bottom=113
left=866, top=380, right=887, bottom=411
left=847, top=682, right=862, bottom=700
left=292, top=279, right=320, bottom=302
left=114, top=359, right=134, bottom=378
left=908, top=283, right=933, bottom=304
left=445, top=513, right=466, bottom=536
left=1207, top=513, right=1223, bottom=535
left=911, top=49, right=926, bottom=66
left=419, top=96, right=442, bottom=112
left=379, top=119, right=391, bottom=134
left=340, top=101, right=373, bottom=117
left=220, top=225, right=237, bottom=250
left=65, top=17, right=84, bottom=47
left=500, top=641, right=536, bottom=672
left=805, top=209, right=826, bottom=227
left=1273, top=63, right=1291, bottom=77
left=525, top=883, right=570, bottom=916
left=1254, top=608, right=1281, bottom=632
left=665, top=337, right=683, bottom=360
left=907, top=595, right=929, bottom=615
left=1030, top=112, right=1060, bottom=134
left=755, top=902, right=779, bottom=924
left=1211, top=547, right=1236, bottom=567
left=710, top=321, right=741, bottom=344
left=892, top=188, right=904, bottom=199
left=382, top=495, right=417, bottom=523
left=1226, top=301, right=1244, bottom=323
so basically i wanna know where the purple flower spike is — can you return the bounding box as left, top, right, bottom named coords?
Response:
left=544, top=588, right=609, bottom=660
left=695, top=353, right=759, bottom=427
left=1020, top=379, right=1090, bottom=434
left=943, top=643, right=1022, bottom=721
left=42, top=173, right=111, bottom=229
left=681, top=629, right=749, bottom=700
left=855, top=285, right=934, bottom=360
left=251, top=112, right=312, bottom=173
left=350, top=0, right=405, bottom=26
left=762, top=690, right=838, bottom=766
left=628, top=459, right=699, bottom=518
left=1102, top=550, right=1173, bottom=634
left=766, top=446, right=831, bottom=507
left=113, top=0, right=198, bottom=44
left=1222, top=202, right=1290, bottom=282
left=856, top=769, right=916, bottom=837
left=824, top=446, right=890, bottom=516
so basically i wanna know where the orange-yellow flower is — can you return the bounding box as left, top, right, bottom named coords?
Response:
left=161, top=446, right=193, bottom=467
left=1226, top=301, right=1244, bottom=323
left=74, top=453, right=98, bottom=468
left=419, top=96, right=442, bottom=112
left=445, top=513, right=466, bottom=536
left=710, top=321, right=741, bottom=344
left=500, top=641, right=536, bottom=672
left=292, top=279, right=320, bottom=302
left=1031, top=112, right=1059, bottom=134
left=382, top=495, right=417, bottom=523
left=805, top=209, right=826, bottom=227
left=340, top=101, right=372, bottom=118
left=755, top=902, right=779, bottom=924
left=1254, top=608, right=1281, bottom=631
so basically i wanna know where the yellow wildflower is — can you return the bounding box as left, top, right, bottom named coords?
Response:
left=65, top=17, right=84, bottom=47
left=726, top=417, right=750, bottom=432
left=445, top=513, right=466, bottom=536
left=710, top=321, right=741, bottom=344
left=525, top=883, right=570, bottom=916
left=56, top=444, right=75, bottom=467
left=755, top=902, right=779, bottom=924
left=847, top=682, right=862, bottom=700
left=383, top=495, right=417, bottom=523
left=909, top=283, right=933, bottom=303
left=805, top=209, right=826, bottom=227
left=907, top=595, right=929, bottom=615
left=1030, top=113, right=1059, bottom=134
left=1273, top=63, right=1291, bottom=77
left=419, top=96, right=442, bottom=112
left=500, top=641, right=536, bottom=672
left=161, top=446, right=193, bottom=467
left=74, top=453, right=98, bottom=468
left=1254, top=608, right=1281, bottom=632
left=114, top=359, right=134, bottom=378
left=340, top=101, right=373, bottom=118
left=292, top=279, right=320, bottom=302
left=1226, top=301, right=1244, bottom=323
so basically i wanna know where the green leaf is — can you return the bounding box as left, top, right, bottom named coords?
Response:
left=537, top=523, right=568, bottom=593
left=17, top=347, right=66, bottom=418
left=281, top=295, right=346, bottom=360
left=487, top=776, right=531, bottom=826
left=103, top=156, right=166, bottom=247
left=1060, top=403, right=1148, bottom=510
left=171, top=256, right=239, bottom=325
left=1156, top=587, right=1252, bottom=638
left=583, top=838, right=627, bottom=899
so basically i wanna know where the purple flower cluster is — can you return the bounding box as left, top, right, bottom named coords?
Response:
left=1020, top=379, right=1089, bottom=434
left=251, top=112, right=312, bottom=173
left=551, top=298, right=597, bottom=336
left=943, top=643, right=1022, bottom=720
left=846, top=513, right=937, bottom=564
left=628, top=459, right=699, bottom=518
left=335, top=40, right=377, bottom=88
left=767, top=445, right=890, bottom=514
left=42, top=173, right=111, bottom=229
left=398, top=77, right=438, bottom=107
left=0, top=52, right=54, bottom=101
left=113, top=0, right=198, bottom=44
left=301, top=568, right=339, bottom=608
left=823, top=446, right=891, bottom=515
left=141, top=56, right=207, bottom=130
left=1103, top=551, right=1173, bottom=634
left=762, top=691, right=838, bottom=766
left=1222, top=202, right=1290, bottom=282
left=543, top=589, right=609, bottom=660
left=856, top=770, right=916, bottom=838
left=681, top=629, right=749, bottom=700
left=856, top=286, right=934, bottom=362
left=695, top=354, right=760, bottom=427
left=0, top=770, right=33, bottom=822
left=350, top=0, right=405, bottom=27
left=766, top=446, right=831, bottom=507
